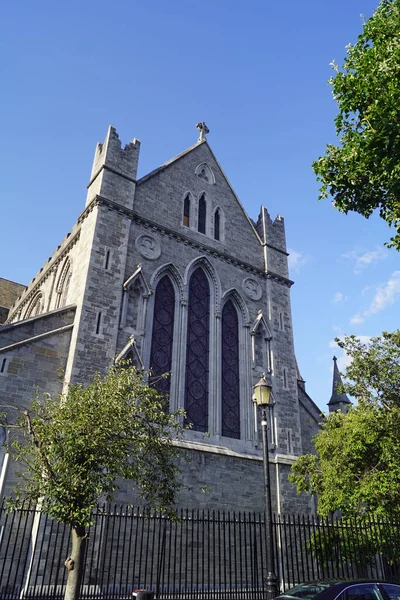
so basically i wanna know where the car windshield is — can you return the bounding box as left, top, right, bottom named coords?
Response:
left=279, top=582, right=333, bottom=600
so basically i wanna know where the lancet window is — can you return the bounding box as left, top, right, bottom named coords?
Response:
left=221, top=299, right=240, bottom=438
left=25, top=292, right=43, bottom=319
left=184, top=268, right=210, bottom=431
left=56, top=260, right=72, bottom=309
left=214, top=208, right=220, bottom=240
left=183, top=195, right=190, bottom=227
left=198, top=195, right=206, bottom=234
left=149, top=275, right=175, bottom=397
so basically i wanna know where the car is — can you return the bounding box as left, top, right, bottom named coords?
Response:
left=275, top=580, right=400, bottom=600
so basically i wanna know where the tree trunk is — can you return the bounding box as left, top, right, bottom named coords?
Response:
left=63, top=526, right=87, bottom=600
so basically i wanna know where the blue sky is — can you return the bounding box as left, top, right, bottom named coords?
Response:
left=1, top=0, right=398, bottom=411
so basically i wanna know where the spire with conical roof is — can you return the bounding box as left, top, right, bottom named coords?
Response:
left=328, top=356, right=352, bottom=412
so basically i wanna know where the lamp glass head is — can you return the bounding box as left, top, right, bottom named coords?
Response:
left=253, top=377, right=272, bottom=406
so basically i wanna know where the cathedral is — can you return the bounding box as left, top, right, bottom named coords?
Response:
left=0, top=123, right=321, bottom=513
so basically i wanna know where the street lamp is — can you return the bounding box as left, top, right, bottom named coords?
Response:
left=253, top=376, right=278, bottom=600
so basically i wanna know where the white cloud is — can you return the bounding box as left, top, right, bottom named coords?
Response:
left=332, top=291, right=348, bottom=304
left=350, top=270, right=400, bottom=324
left=288, top=249, right=309, bottom=273
left=350, top=314, right=365, bottom=325
left=367, top=270, right=400, bottom=314
left=342, top=246, right=387, bottom=274
left=336, top=353, right=352, bottom=373
left=329, top=335, right=372, bottom=373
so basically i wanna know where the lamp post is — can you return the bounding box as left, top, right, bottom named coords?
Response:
left=253, top=376, right=278, bottom=600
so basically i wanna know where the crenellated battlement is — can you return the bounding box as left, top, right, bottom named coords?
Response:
left=86, top=126, right=140, bottom=209
left=89, top=126, right=141, bottom=183
left=255, top=206, right=287, bottom=253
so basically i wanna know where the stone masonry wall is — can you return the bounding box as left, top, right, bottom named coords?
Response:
left=134, top=141, right=264, bottom=270
left=0, top=314, right=74, bottom=493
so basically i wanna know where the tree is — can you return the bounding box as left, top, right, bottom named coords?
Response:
left=290, top=330, right=400, bottom=519
left=4, top=364, right=185, bottom=600
left=312, top=0, right=400, bottom=250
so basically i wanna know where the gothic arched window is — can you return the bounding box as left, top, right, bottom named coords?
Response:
left=214, top=209, right=220, bottom=241
left=56, top=261, right=72, bottom=309
left=149, top=275, right=175, bottom=397
left=25, top=292, right=43, bottom=319
left=185, top=268, right=210, bottom=431
left=221, top=299, right=240, bottom=438
left=198, top=194, right=206, bottom=234
left=183, top=195, right=190, bottom=227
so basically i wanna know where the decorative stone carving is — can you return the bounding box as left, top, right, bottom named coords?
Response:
left=195, top=162, right=215, bottom=184
left=243, top=277, right=262, bottom=301
left=136, top=234, right=161, bottom=260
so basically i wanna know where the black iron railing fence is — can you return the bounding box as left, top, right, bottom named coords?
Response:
left=0, top=503, right=400, bottom=599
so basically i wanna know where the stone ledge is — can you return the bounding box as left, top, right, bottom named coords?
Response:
left=0, top=324, right=74, bottom=353
left=173, top=439, right=298, bottom=465
left=1, top=305, right=76, bottom=333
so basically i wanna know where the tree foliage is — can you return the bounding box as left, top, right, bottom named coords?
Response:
left=290, top=330, right=400, bottom=519
left=7, top=364, right=185, bottom=523
left=3, top=363, right=186, bottom=600
left=336, top=330, right=400, bottom=409
left=312, top=0, right=400, bottom=250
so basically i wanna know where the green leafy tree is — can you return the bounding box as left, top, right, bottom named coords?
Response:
left=290, top=330, right=400, bottom=518
left=4, top=364, right=185, bottom=600
left=290, top=402, right=400, bottom=519
left=290, top=331, right=400, bottom=568
left=312, top=0, right=400, bottom=249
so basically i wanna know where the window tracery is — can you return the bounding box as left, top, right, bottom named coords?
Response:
left=195, top=163, right=215, bottom=184
left=184, top=268, right=210, bottom=431
left=149, top=275, right=175, bottom=397
left=221, top=299, right=240, bottom=438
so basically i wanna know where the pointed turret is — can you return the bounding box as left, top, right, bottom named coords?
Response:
left=328, top=356, right=352, bottom=413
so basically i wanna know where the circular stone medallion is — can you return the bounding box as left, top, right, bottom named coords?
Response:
left=136, top=234, right=161, bottom=260
left=243, top=277, right=262, bottom=301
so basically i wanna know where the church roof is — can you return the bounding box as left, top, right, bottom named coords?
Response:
left=136, top=125, right=262, bottom=245
left=328, top=356, right=352, bottom=406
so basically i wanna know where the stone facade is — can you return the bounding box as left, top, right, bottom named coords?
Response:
left=0, top=278, right=26, bottom=324
left=0, top=125, right=321, bottom=513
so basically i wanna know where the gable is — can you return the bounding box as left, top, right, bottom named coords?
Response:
left=134, top=142, right=264, bottom=270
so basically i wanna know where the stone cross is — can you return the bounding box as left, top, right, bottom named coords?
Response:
left=196, top=122, right=210, bottom=142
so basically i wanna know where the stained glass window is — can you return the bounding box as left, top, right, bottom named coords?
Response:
left=198, top=195, right=206, bottom=234
left=183, top=195, right=190, bottom=227
left=222, top=299, right=240, bottom=438
left=185, top=268, right=210, bottom=431
left=149, top=275, right=175, bottom=397
left=214, top=209, right=220, bottom=240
